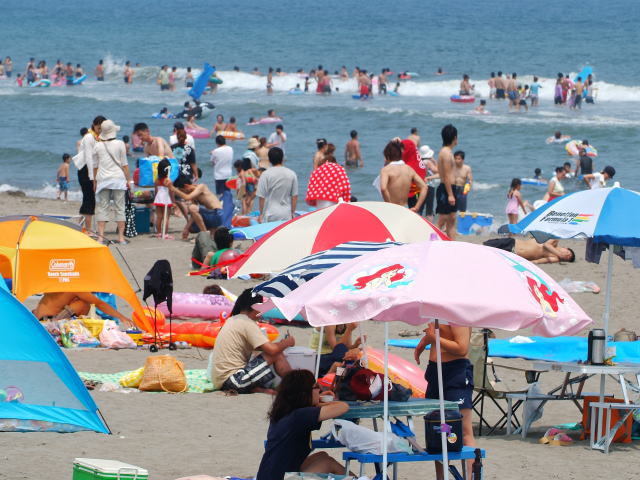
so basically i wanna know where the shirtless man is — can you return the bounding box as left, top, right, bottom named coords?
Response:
left=33, top=292, right=133, bottom=328
left=574, top=76, right=584, bottom=109
left=170, top=181, right=223, bottom=236
left=483, top=237, right=575, bottom=264
left=344, top=130, right=362, bottom=167
left=506, top=73, right=518, bottom=109
left=435, top=124, right=459, bottom=239
left=313, top=138, right=328, bottom=169
left=453, top=151, right=473, bottom=212
left=494, top=71, right=506, bottom=99
left=408, top=127, right=420, bottom=146
left=488, top=72, right=496, bottom=99
left=414, top=323, right=475, bottom=479
left=459, top=74, right=474, bottom=96
left=133, top=123, right=173, bottom=157
left=379, top=140, right=427, bottom=212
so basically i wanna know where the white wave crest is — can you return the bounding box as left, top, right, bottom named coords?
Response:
left=0, top=183, right=82, bottom=201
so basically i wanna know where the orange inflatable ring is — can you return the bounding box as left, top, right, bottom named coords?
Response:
left=159, top=320, right=278, bottom=348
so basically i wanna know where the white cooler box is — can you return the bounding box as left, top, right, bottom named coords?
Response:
left=284, top=346, right=317, bottom=373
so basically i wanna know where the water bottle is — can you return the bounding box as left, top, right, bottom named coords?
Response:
left=472, top=448, right=483, bottom=480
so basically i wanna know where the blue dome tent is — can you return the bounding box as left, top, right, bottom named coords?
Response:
left=0, top=280, right=109, bottom=433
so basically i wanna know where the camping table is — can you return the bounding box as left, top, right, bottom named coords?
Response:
left=530, top=361, right=640, bottom=450
left=313, top=398, right=458, bottom=449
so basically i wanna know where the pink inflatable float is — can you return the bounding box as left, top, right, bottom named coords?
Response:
left=155, top=293, right=233, bottom=319
left=365, top=347, right=427, bottom=398
left=185, top=127, right=210, bottom=139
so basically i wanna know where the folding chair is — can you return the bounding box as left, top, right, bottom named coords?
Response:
left=470, top=329, right=537, bottom=436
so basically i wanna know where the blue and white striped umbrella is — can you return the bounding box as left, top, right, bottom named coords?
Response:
left=507, top=185, right=640, bottom=246
left=506, top=185, right=640, bottom=340
left=254, top=241, right=403, bottom=298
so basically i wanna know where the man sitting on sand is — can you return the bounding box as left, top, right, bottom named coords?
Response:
left=209, top=289, right=294, bottom=394
left=379, top=140, right=427, bottom=212
left=483, top=237, right=575, bottom=264
left=170, top=181, right=223, bottom=237
left=33, top=292, right=133, bottom=328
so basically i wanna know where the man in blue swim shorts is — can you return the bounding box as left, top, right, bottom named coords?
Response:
left=414, top=323, right=476, bottom=478
left=170, top=182, right=223, bottom=236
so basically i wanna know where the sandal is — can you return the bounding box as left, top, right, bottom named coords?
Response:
left=550, top=433, right=573, bottom=446
left=116, top=239, right=130, bottom=245
left=539, top=427, right=562, bottom=444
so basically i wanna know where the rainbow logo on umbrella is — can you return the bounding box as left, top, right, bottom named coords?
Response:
left=569, top=214, right=593, bottom=225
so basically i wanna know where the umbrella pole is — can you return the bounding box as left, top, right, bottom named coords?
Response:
left=603, top=245, right=614, bottom=345
left=383, top=322, right=389, bottom=480
left=359, top=323, right=368, bottom=368
left=314, top=326, right=324, bottom=379
left=434, top=320, right=450, bottom=479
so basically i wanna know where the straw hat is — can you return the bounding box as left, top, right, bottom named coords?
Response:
left=247, top=137, right=260, bottom=149
left=99, top=120, right=121, bottom=140
left=419, top=145, right=434, bottom=159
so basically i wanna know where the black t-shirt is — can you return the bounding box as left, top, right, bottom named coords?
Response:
left=256, top=407, right=321, bottom=480
left=171, top=142, right=196, bottom=185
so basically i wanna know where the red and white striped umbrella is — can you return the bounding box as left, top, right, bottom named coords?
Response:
left=228, top=201, right=448, bottom=277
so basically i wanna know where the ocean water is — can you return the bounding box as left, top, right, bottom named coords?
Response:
left=1, top=0, right=639, bottom=223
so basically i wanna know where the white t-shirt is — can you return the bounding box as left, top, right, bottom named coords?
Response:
left=93, top=140, right=128, bottom=193
left=170, top=133, right=195, bottom=151
left=210, top=145, right=234, bottom=181
left=268, top=131, right=287, bottom=154
left=589, top=172, right=606, bottom=189
left=74, top=132, right=97, bottom=179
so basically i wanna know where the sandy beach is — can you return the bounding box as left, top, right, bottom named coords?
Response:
left=2, top=193, right=639, bottom=480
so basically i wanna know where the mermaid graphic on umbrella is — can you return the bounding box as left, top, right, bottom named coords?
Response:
left=341, top=264, right=414, bottom=292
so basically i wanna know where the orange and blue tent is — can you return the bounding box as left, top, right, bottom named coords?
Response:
left=0, top=215, right=152, bottom=331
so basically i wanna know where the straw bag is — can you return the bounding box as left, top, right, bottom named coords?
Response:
left=139, top=355, right=187, bottom=393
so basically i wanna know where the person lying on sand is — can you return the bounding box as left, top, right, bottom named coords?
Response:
left=209, top=289, right=294, bottom=394
left=33, top=292, right=133, bottom=328
left=483, top=237, right=575, bottom=264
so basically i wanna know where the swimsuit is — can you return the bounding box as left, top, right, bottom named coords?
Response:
left=435, top=183, right=461, bottom=215
left=58, top=176, right=69, bottom=192
left=505, top=192, right=519, bottom=215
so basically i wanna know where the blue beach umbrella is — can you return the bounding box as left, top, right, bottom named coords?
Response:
left=505, top=185, right=640, bottom=339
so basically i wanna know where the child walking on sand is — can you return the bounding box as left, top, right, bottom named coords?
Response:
left=56, top=153, right=71, bottom=200
left=153, top=159, right=175, bottom=239
left=505, top=178, right=531, bottom=224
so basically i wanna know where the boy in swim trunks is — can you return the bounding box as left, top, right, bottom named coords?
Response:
left=56, top=153, right=71, bottom=201
left=436, top=124, right=460, bottom=239
left=414, top=323, right=475, bottom=478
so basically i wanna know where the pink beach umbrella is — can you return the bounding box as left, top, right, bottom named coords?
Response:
left=227, top=201, right=448, bottom=277
left=262, top=241, right=592, bottom=478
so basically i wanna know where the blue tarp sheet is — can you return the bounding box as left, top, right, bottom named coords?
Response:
left=389, top=337, right=640, bottom=363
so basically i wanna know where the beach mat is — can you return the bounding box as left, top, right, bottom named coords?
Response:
left=389, top=337, right=640, bottom=363
left=80, top=369, right=214, bottom=393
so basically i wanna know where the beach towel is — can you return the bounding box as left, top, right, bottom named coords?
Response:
left=79, top=369, right=214, bottom=393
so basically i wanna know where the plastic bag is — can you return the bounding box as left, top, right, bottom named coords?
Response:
left=60, top=319, right=100, bottom=348
left=332, top=419, right=412, bottom=455
left=559, top=278, right=600, bottom=294
left=120, top=367, right=145, bottom=388
left=99, top=320, right=137, bottom=349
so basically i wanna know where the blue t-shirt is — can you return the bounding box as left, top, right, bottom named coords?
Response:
left=257, top=406, right=321, bottom=480
left=530, top=83, right=541, bottom=95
